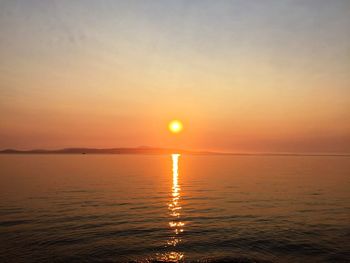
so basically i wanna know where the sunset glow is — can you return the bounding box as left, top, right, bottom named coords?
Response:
left=0, top=1, right=349, bottom=153
left=1, top=2, right=350, bottom=262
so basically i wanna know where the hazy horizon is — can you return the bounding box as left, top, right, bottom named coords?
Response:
left=1, top=145, right=350, bottom=155
left=1, top=0, right=349, bottom=153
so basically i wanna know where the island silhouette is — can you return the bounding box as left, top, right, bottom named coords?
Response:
left=0, top=147, right=348, bottom=156
left=0, top=147, right=212, bottom=155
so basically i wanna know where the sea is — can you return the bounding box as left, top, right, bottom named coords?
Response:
left=0, top=154, right=349, bottom=262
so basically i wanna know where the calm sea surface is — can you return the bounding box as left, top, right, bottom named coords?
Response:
left=0, top=154, right=349, bottom=262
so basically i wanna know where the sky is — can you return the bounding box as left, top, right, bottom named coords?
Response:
left=0, top=0, right=349, bottom=153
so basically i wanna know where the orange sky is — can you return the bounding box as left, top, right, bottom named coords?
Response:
left=0, top=1, right=349, bottom=153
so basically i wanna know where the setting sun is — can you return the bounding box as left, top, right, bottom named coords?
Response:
left=168, top=120, right=183, bottom=134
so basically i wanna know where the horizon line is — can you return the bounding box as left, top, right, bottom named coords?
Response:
left=0, top=147, right=349, bottom=157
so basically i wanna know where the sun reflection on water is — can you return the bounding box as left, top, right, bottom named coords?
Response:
left=158, top=153, right=185, bottom=262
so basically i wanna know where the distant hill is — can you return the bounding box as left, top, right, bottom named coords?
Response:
left=0, top=147, right=214, bottom=155
left=0, top=147, right=348, bottom=156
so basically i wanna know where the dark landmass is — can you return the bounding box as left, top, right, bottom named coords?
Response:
left=0, top=147, right=349, bottom=156
left=0, top=147, right=213, bottom=155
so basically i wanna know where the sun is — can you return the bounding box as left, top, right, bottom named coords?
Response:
left=168, top=120, right=183, bottom=134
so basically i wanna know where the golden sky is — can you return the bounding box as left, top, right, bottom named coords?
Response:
left=0, top=0, right=349, bottom=153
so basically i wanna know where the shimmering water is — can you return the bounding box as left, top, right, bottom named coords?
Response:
left=0, top=154, right=349, bottom=262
